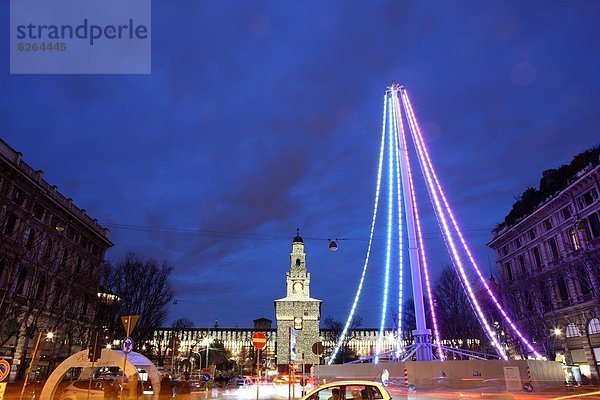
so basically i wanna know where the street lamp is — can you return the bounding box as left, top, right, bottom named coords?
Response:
left=202, top=338, right=213, bottom=369
left=552, top=328, right=562, bottom=361
left=553, top=328, right=562, bottom=337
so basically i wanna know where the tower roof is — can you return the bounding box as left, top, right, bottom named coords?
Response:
left=293, top=228, right=303, bottom=244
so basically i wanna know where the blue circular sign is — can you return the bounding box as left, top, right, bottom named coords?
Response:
left=201, top=374, right=211, bottom=382
left=122, top=336, right=134, bottom=353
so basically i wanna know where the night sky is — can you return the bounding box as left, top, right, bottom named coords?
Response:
left=1, top=1, right=599, bottom=329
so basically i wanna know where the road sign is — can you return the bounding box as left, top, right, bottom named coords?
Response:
left=121, top=315, right=139, bottom=336
left=0, top=360, right=10, bottom=382
left=252, top=332, right=267, bottom=349
left=201, top=367, right=210, bottom=374
left=290, top=328, right=297, bottom=362
left=121, top=337, right=134, bottom=353
left=311, top=342, right=324, bottom=356
left=201, top=374, right=211, bottom=382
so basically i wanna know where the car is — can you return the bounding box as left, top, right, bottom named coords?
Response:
left=59, top=379, right=117, bottom=400
left=300, top=380, right=391, bottom=400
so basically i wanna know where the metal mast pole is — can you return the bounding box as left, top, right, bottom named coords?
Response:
left=390, top=84, right=432, bottom=360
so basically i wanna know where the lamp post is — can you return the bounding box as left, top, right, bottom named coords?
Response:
left=552, top=328, right=562, bottom=361
left=202, top=338, right=212, bottom=369
left=19, top=331, right=54, bottom=400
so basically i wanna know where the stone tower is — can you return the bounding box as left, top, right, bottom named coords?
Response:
left=274, top=230, right=322, bottom=371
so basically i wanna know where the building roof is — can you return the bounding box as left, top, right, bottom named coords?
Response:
left=0, top=138, right=113, bottom=246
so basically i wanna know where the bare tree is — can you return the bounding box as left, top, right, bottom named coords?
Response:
left=323, top=315, right=362, bottom=364
left=103, top=253, right=175, bottom=346
left=434, top=266, right=487, bottom=353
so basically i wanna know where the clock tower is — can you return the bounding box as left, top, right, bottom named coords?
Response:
left=274, top=230, right=322, bottom=371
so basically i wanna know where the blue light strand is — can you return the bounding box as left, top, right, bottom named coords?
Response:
left=390, top=93, right=404, bottom=350
left=328, top=94, right=388, bottom=365
left=375, top=93, right=394, bottom=363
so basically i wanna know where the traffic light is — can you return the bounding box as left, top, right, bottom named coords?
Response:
left=88, top=331, right=105, bottom=362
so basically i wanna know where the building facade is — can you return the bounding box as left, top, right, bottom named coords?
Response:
left=488, top=162, right=600, bottom=381
left=0, top=139, right=113, bottom=379
left=274, top=232, right=322, bottom=371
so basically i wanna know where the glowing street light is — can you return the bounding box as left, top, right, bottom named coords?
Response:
left=553, top=328, right=562, bottom=336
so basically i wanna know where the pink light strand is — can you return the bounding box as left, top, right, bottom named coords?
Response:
left=400, top=89, right=507, bottom=359
left=402, top=90, right=540, bottom=358
left=391, top=90, right=444, bottom=360
left=392, top=93, right=404, bottom=351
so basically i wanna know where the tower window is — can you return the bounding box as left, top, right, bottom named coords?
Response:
left=295, top=258, right=301, bottom=266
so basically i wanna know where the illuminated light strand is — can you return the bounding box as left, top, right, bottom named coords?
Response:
left=392, top=92, right=404, bottom=351
left=328, top=94, right=388, bottom=365
left=375, top=93, right=394, bottom=364
left=399, top=89, right=507, bottom=359
left=391, top=90, right=444, bottom=361
left=401, top=90, right=541, bottom=358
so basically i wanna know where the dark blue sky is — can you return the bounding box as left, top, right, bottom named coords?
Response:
left=1, top=1, right=599, bottom=328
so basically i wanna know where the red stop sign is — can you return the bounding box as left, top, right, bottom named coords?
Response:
left=252, top=332, right=267, bottom=349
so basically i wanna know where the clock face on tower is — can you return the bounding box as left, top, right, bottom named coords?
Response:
left=293, top=281, right=303, bottom=294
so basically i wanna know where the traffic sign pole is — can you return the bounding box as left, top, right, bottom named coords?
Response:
left=251, top=332, right=267, bottom=400
left=256, top=348, right=260, bottom=400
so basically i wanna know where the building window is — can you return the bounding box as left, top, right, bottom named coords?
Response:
left=543, top=218, right=553, bottom=231
left=589, top=213, right=600, bottom=239
left=541, top=285, right=551, bottom=309
left=15, top=268, right=28, bottom=295
left=577, top=188, right=598, bottom=210
left=528, top=228, right=536, bottom=241
left=523, top=291, right=533, bottom=311
left=549, top=237, right=559, bottom=260
left=36, top=276, right=45, bottom=300
left=502, top=246, right=508, bottom=256
left=44, top=239, right=54, bottom=258
left=588, top=319, right=600, bottom=335
left=61, top=249, right=69, bottom=267
left=557, top=277, right=570, bottom=301
left=515, top=237, right=521, bottom=249
left=562, top=206, right=572, bottom=220
left=25, top=229, right=37, bottom=250
left=518, top=255, right=526, bottom=274
left=3, top=212, right=18, bottom=235
left=566, top=323, right=581, bottom=338
left=532, top=246, right=542, bottom=269
left=505, top=263, right=513, bottom=281
left=568, top=229, right=581, bottom=251
left=33, top=204, right=45, bottom=221
left=578, top=267, right=592, bottom=296
left=12, top=186, right=26, bottom=205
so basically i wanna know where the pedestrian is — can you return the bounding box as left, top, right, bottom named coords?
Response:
left=103, top=379, right=119, bottom=400
left=174, top=375, right=190, bottom=400
left=158, top=375, right=172, bottom=400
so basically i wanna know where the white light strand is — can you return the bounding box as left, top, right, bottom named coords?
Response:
left=328, top=94, right=388, bottom=365
left=402, top=90, right=540, bottom=358
left=400, top=89, right=507, bottom=359
left=392, top=90, right=444, bottom=360
left=375, top=94, right=394, bottom=363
